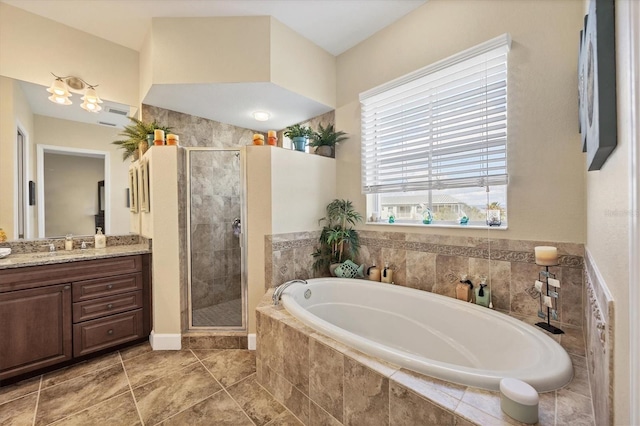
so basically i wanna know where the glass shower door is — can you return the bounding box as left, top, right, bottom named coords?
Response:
left=187, top=148, right=245, bottom=329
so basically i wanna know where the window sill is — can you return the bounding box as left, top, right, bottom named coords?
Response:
left=365, top=221, right=508, bottom=231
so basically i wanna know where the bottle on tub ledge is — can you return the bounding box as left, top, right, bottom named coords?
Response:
left=474, top=277, right=491, bottom=308
left=381, top=262, right=394, bottom=284
left=457, top=275, right=474, bottom=302
left=94, top=227, right=106, bottom=249
left=367, top=262, right=381, bottom=282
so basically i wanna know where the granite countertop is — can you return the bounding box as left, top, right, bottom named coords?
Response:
left=0, top=244, right=151, bottom=270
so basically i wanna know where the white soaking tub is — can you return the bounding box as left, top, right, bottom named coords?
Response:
left=280, top=277, right=573, bottom=392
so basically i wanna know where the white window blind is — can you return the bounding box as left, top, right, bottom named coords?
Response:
left=360, top=34, right=511, bottom=194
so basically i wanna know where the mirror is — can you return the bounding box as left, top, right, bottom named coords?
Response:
left=0, top=76, right=136, bottom=240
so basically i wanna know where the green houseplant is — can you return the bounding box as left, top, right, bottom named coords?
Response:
left=308, top=124, right=348, bottom=158
left=112, top=117, right=172, bottom=161
left=283, top=123, right=313, bottom=152
left=312, top=199, right=363, bottom=275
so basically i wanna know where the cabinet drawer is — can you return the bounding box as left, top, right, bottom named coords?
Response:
left=72, top=290, right=143, bottom=323
left=73, top=273, right=142, bottom=302
left=73, top=309, right=143, bottom=357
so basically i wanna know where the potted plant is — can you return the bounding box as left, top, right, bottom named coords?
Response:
left=486, top=201, right=502, bottom=226
left=112, top=117, right=172, bottom=161
left=312, top=199, right=363, bottom=275
left=283, top=123, right=312, bottom=152
left=308, top=124, right=348, bottom=158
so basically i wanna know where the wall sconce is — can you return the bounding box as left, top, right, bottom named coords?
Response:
left=46, top=73, right=103, bottom=113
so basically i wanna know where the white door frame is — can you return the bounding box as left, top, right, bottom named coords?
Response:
left=36, top=144, right=110, bottom=238
left=628, top=1, right=640, bottom=424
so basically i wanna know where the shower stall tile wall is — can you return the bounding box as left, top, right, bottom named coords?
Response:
left=143, top=104, right=253, bottom=332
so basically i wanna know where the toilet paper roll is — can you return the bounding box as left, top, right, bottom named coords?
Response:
left=548, top=278, right=560, bottom=288
left=543, top=295, right=553, bottom=308
left=534, top=280, right=544, bottom=292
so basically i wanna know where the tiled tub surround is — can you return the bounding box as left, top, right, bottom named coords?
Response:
left=267, top=230, right=585, bottom=330
left=256, top=292, right=595, bottom=425
left=584, top=250, right=614, bottom=426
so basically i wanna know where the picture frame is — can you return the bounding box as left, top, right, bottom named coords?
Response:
left=128, top=168, right=138, bottom=213
left=578, top=0, right=617, bottom=171
left=140, top=158, right=150, bottom=213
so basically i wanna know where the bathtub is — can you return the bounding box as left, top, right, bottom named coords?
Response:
left=280, top=277, right=573, bottom=392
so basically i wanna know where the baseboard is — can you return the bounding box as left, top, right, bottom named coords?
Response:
left=248, top=333, right=256, bottom=350
left=149, top=331, right=182, bottom=350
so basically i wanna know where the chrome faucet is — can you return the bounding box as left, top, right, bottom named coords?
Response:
left=49, top=243, right=56, bottom=252
left=272, top=279, right=307, bottom=305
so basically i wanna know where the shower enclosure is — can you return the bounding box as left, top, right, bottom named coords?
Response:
left=186, top=148, right=246, bottom=330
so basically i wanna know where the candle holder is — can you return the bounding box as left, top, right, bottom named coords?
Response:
left=535, top=265, right=564, bottom=335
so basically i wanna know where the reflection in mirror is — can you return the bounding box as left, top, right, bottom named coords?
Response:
left=0, top=76, right=136, bottom=241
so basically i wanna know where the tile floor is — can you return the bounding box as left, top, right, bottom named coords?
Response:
left=0, top=343, right=302, bottom=426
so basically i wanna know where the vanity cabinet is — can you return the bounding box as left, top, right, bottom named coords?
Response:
left=0, top=254, right=151, bottom=382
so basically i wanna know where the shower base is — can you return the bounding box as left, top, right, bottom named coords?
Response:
left=192, top=298, right=242, bottom=327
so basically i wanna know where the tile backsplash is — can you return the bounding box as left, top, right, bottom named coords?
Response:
left=266, top=230, right=585, bottom=330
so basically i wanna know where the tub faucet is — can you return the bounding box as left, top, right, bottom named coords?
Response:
left=272, top=279, right=307, bottom=305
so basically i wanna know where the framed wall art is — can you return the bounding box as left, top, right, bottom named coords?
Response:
left=578, top=0, right=617, bottom=171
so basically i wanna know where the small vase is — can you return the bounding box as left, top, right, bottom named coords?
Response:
left=292, top=137, right=307, bottom=152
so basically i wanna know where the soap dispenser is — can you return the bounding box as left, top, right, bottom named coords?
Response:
left=475, top=277, right=491, bottom=307
left=457, top=275, right=473, bottom=302
left=367, top=262, right=381, bottom=282
left=94, top=227, right=106, bottom=249
left=381, top=262, right=394, bottom=283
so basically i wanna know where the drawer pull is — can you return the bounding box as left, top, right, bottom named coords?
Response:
left=64, top=285, right=71, bottom=290
left=107, top=284, right=113, bottom=290
left=107, top=329, right=114, bottom=335
left=107, top=303, right=114, bottom=310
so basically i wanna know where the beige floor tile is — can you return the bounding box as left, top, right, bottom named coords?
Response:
left=133, top=363, right=221, bottom=425
left=0, top=375, right=40, bottom=405
left=227, top=374, right=286, bottom=426
left=200, top=350, right=256, bottom=387
left=0, top=392, right=37, bottom=426
left=266, top=409, right=304, bottom=426
left=119, top=341, right=153, bottom=361
left=160, top=390, right=253, bottom=426
left=48, top=392, right=141, bottom=425
left=35, top=364, right=129, bottom=426
left=42, top=352, right=121, bottom=389
left=123, top=349, right=199, bottom=388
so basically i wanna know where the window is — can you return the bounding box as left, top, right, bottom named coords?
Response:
left=361, top=34, right=511, bottom=227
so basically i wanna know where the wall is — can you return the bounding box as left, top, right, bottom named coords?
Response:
left=0, top=77, right=35, bottom=239
left=335, top=0, right=586, bottom=243
left=0, top=3, right=139, bottom=107
left=43, top=153, right=104, bottom=237
left=34, top=115, right=130, bottom=235
left=583, top=1, right=636, bottom=424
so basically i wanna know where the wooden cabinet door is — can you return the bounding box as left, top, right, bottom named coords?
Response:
left=0, top=284, right=72, bottom=381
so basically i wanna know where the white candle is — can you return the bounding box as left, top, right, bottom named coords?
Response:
left=535, top=246, right=558, bottom=266
left=154, top=129, right=164, bottom=141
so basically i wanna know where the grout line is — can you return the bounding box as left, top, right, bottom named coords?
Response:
left=31, top=375, right=42, bottom=426
left=198, top=358, right=258, bottom=426
left=120, top=350, right=145, bottom=425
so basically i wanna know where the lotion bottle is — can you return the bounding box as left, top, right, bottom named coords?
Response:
left=367, top=262, right=381, bottom=282
left=457, top=275, right=473, bottom=302
left=381, top=262, right=393, bottom=283
left=94, top=227, right=106, bottom=249
left=474, top=278, right=491, bottom=307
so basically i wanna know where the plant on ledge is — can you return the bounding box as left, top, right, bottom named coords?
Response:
left=283, top=123, right=313, bottom=152
left=312, top=199, right=363, bottom=275
left=308, top=124, right=348, bottom=158
left=112, top=117, right=172, bottom=161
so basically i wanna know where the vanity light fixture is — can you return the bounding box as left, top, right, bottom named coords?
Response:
left=46, top=73, right=102, bottom=113
left=252, top=111, right=270, bottom=121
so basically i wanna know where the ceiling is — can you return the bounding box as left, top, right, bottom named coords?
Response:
left=5, top=0, right=427, bottom=131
